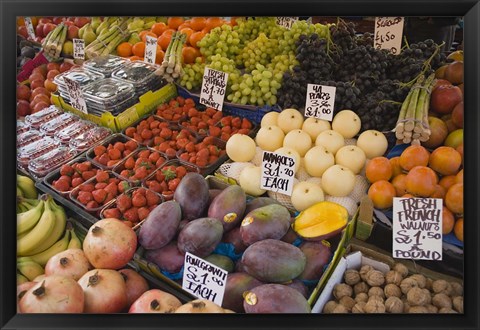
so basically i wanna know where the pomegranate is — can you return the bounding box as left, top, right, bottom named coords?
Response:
left=174, top=299, right=225, bottom=313
left=83, top=218, right=137, bottom=269
left=129, top=289, right=182, bottom=313
left=45, top=248, right=92, bottom=281
left=17, top=282, right=37, bottom=312
left=78, top=269, right=128, bottom=313
left=118, top=268, right=149, bottom=307
left=19, top=276, right=84, bottom=313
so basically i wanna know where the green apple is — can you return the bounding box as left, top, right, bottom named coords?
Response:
left=444, top=129, right=463, bottom=149
left=62, top=40, right=73, bottom=56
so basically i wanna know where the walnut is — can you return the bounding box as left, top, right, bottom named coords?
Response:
left=332, top=304, right=349, bottom=313
left=432, top=279, right=451, bottom=294
left=322, top=300, right=338, bottom=314
left=359, top=265, right=374, bottom=282
left=355, top=292, right=368, bottom=303
left=333, top=283, right=353, bottom=300
left=425, top=277, right=434, bottom=291
left=407, top=287, right=430, bottom=306
left=368, top=286, right=385, bottom=298
left=425, top=304, right=438, bottom=313
left=365, top=270, right=385, bottom=287
left=385, top=270, right=403, bottom=286
left=452, top=296, right=463, bottom=313
left=353, top=282, right=369, bottom=295
left=385, top=296, right=403, bottom=313
left=400, top=277, right=419, bottom=295
left=432, top=293, right=452, bottom=309
left=338, top=296, right=356, bottom=312
left=450, top=282, right=463, bottom=297
left=409, top=274, right=426, bottom=288
left=422, top=289, right=432, bottom=305
left=368, top=295, right=384, bottom=304
left=409, top=306, right=429, bottom=313
left=352, top=302, right=366, bottom=313
left=384, top=284, right=402, bottom=298
left=438, top=307, right=457, bottom=313
left=364, top=299, right=386, bottom=313
left=344, top=269, right=361, bottom=286
left=393, top=263, right=409, bottom=277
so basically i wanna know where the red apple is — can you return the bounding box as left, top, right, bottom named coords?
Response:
left=17, top=26, right=28, bottom=38
left=52, top=17, right=65, bottom=25
left=74, top=17, right=90, bottom=28
left=47, top=62, right=61, bottom=71
left=451, top=101, right=463, bottom=128
left=67, top=25, right=80, bottom=40
left=17, top=84, right=31, bottom=101
left=35, top=23, right=44, bottom=38
left=59, top=62, right=74, bottom=73
left=43, top=23, right=57, bottom=37
left=445, top=61, right=464, bottom=85
left=17, top=99, right=31, bottom=117
left=430, top=84, right=463, bottom=115
left=422, top=116, right=449, bottom=149
left=63, top=20, right=75, bottom=27
left=33, top=101, right=50, bottom=113
left=433, top=79, right=452, bottom=89
left=38, top=18, right=52, bottom=25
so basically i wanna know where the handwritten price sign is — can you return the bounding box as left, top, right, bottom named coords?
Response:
left=392, top=197, right=443, bottom=261
left=73, top=38, right=85, bottom=60
left=144, top=35, right=158, bottom=65
left=374, top=17, right=404, bottom=55
left=200, top=67, right=228, bottom=111
left=276, top=17, right=299, bottom=29
left=24, top=17, right=36, bottom=40
left=261, top=151, right=296, bottom=196
left=305, top=84, right=336, bottom=121
left=64, top=77, right=88, bottom=114
left=182, top=252, right=227, bottom=306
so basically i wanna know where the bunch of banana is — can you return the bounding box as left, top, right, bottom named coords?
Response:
left=41, top=23, right=68, bottom=61
left=17, top=257, right=45, bottom=282
left=17, top=175, right=37, bottom=199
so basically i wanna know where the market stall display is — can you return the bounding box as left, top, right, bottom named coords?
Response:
left=15, top=15, right=464, bottom=314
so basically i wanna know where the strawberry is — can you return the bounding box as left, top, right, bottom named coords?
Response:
left=232, top=117, right=242, bottom=128
left=116, top=194, right=132, bottom=212
left=241, top=118, right=253, bottom=129
left=123, top=207, right=139, bottom=223
left=92, top=189, right=107, bottom=204
left=102, top=207, right=122, bottom=219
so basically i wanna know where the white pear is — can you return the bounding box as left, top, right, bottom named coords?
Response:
left=277, top=108, right=304, bottom=134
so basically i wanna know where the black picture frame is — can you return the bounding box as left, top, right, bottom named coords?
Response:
left=1, top=0, right=479, bottom=329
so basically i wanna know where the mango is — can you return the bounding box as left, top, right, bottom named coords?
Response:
left=208, top=185, right=246, bottom=232
left=241, top=239, right=306, bottom=283
left=223, top=272, right=263, bottom=313
left=243, top=284, right=311, bottom=313
left=204, top=254, right=234, bottom=273
left=292, top=201, right=348, bottom=241
left=284, top=279, right=309, bottom=298
left=138, top=200, right=181, bottom=249
left=222, top=227, right=248, bottom=254
left=244, top=197, right=281, bottom=214
left=298, top=241, right=332, bottom=281
left=240, top=204, right=291, bottom=245
left=177, top=217, right=223, bottom=257
left=235, top=259, right=246, bottom=273
left=144, top=240, right=185, bottom=274
left=208, top=189, right=222, bottom=204
left=281, top=227, right=301, bottom=244
left=174, top=173, right=209, bottom=220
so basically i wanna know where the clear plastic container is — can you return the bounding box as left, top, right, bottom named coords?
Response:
left=17, top=129, right=43, bottom=148
left=28, top=147, right=78, bottom=179
left=53, top=67, right=105, bottom=90
left=83, top=55, right=128, bottom=77
left=17, top=136, right=60, bottom=167
left=39, top=113, right=79, bottom=137
left=17, top=120, right=29, bottom=135
left=112, top=148, right=168, bottom=185
left=24, top=105, right=63, bottom=129
left=82, top=78, right=135, bottom=107
left=69, top=126, right=111, bottom=152
left=54, top=120, right=96, bottom=145
left=86, top=133, right=140, bottom=170
left=176, top=136, right=228, bottom=176
left=111, top=61, right=160, bottom=91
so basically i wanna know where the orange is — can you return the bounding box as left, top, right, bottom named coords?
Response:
left=391, top=174, right=407, bottom=196
left=190, top=17, right=207, bottom=31
left=442, top=206, right=455, bottom=235
left=155, top=46, right=165, bottom=65
left=132, top=42, right=146, bottom=57
left=428, top=146, right=462, bottom=176
left=439, top=175, right=457, bottom=192
left=189, top=31, right=205, bottom=48
left=365, top=157, right=392, bottom=183
left=167, top=17, right=184, bottom=30
left=455, top=169, right=463, bottom=184
left=229, top=17, right=239, bottom=27
left=17, top=17, right=26, bottom=27
left=368, top=180, right=396, bottom=210
left=179, top=27, right=194, bottom=45
left=157, top=33, right=172, bottom=51
left=177, top=21, right=192, bottom=31
left=399, top=145, right=430, bottom=171
left=405, top=166, right=438, bottom=197
left=454, top=218, right=463, bottom=242
left=430, top=184, right=446, bottom=200
left=151, top=22, right=168, bottom=36
left=141, top=31, right=158, bottom=43
left=445, top=183, right=463, bottom=215
left=389, top=156, right=404, bottom=178
left=205, top=17, right=224, bottom=32
left=116, top=42, right=133, bottom=57
left=182, top=46, right=200, bottom=64
left=128, top=55, right=143, bottom=61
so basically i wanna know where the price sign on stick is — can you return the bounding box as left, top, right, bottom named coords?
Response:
left=144, top=35, right=157, bottom=65
left=182, top=252, right=227, bottom=306
left=24, top=17, right=36, bottom=40
left=305, top=84, right=336, bottom=121
left=73, top=38, right=85, bottom=60
left=261, top=151, right=296, bottom=196
left=64, top=77, right=88, bottom=114
left=200, top=67, right=228, bottom=111
left=392, top=197, right=443, bottom=261
left=276, top=17, right=299, bottom=29
left=374, top=17, right=404, bottom=55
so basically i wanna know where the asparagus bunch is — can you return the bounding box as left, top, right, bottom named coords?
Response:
left=84, top=17, right=130, bottom=59
left=395, top=73, right=436, bottom=145
left=42, top=23, right=68, bottom=61
left=158, top=31, right=187, bottom=82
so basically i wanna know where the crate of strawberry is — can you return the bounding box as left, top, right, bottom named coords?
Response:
left=155, top=96, right=195, bottom=122
left=176, top=136, right=228, bottom=175
left=113, top=148, right=167, bottom=185
left=86, top=133, right=140, bottom=170
left=100, top=187, right=163, bottom=227
left=143, top=159, right=200, bottom=200
left=179, top=106, right=223, bottom=137
left=208, top=115, right=255, bottom=141
left=69, top=170, right=133, bottom=214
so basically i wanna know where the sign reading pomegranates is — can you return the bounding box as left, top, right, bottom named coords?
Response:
left=200, top=67, right=228, bottom=111
left=305, top=84, right=336, bottom=121
left=392, top=197, right=443, bottom=261
left=374, top=17, right=404, bottom=55
left=261, top=151, right=296, bottom=196
left=182, top=252, right=227, bottom=306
